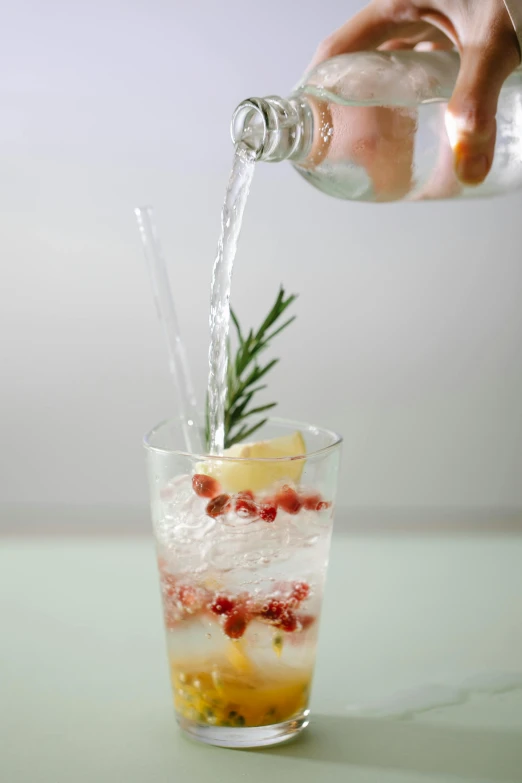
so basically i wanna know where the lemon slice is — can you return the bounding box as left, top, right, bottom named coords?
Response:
left=226, top=641, right=254, bottom=674
left=199, top=431, right=306, bottom=493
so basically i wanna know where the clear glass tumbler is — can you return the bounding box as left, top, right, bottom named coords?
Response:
left=144, top=417, right=342, bottom=748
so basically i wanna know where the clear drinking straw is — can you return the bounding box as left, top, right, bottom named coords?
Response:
left=135, top=206, right=204, bottom=454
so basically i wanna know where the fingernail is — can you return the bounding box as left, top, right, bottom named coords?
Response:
left=456, top=154, right=489, bottom=185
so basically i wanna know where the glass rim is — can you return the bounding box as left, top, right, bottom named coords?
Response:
left=143, top=416, right=342, bottom=463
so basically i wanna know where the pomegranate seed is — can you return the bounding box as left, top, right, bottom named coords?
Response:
left=177, top=585, right=207, bottom=613
left=317, top=501, right=331, bottom=511
left=235, top=496, right=258, bottom=518
left=210, top=595, right=235, bottom=616
left=290, top=581, right=310, bottom=603
left=237, top=490, right=255, bottom=501
left=206, top=493, right=232, bottom=517
left=192, top=473, right=221, bottom=499
left=276, top=485, right=302, bottom=515
left=259, top=504, right=277, bottom=523
left=223, top=608, right=249, bottom=639
left=278, top=609, right=298, bottom=633
left=258, top=599, right=285, bottom=622
left=177, top=585, right=196, bottom=608
left=302, top=493, right=322, bottom=511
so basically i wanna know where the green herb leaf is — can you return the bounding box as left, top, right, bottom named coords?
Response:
left=206, top=286, right=297, bottom=450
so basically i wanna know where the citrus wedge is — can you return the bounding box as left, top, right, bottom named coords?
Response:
left=199, top=431, right=306, bottom=493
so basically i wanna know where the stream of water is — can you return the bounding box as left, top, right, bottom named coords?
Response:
left=207, top=143, right=256, bottom=454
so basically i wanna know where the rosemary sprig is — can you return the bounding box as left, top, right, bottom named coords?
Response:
left=206, top=287, right=297, bottom=450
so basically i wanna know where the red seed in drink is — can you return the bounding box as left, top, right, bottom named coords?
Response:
left=278, top=609, right=298, bottom=633
left=290, top=581, right=310, bottom=603
left=177, top=585, right=196, bottom=609
left=258, top=599, right=285, bottom=622
left=317, top=501, right=331, bottom=511
left=276, top=485, right=302, bottom=515
left=177, top=585, right=207, bottom=614
left=192, top=474, right=221, bottom=499
left=210, top=595, right=235, bottom=616
left=235, top=496, right=258, bottom=518
left=206, top=494, right=232, bottom=517
left=259, top=503, right=277, bottom=523
left=302, top=493, right=322, bottom=511
left=223, top=608, right=249, bottom=639
left=237, top=490, right=255, bottom=501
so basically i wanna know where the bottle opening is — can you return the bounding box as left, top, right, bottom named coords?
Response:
left=230, top=96, right=311, bottom=164
left=231, top=99, right=269, bottom=159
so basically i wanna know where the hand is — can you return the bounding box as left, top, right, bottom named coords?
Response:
left=311, top=1, right=521, bottom=185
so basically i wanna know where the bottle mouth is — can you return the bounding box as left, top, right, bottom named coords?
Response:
left=230, top=99, right=269, bottom=160
left=231, top=96, right=311, bottom=163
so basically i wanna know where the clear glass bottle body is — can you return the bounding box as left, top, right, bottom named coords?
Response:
left=231, top=51, right=522, bottom=202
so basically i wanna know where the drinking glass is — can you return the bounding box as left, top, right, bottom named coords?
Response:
left=144, top=417, right=342, bottom=748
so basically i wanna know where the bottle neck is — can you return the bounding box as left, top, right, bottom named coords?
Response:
left=231, top=96, right=312, bottom=163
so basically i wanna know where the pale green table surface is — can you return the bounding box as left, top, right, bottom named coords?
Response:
left=2, top=528, right=522, bottom=783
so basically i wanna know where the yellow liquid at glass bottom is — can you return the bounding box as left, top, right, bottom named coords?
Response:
left=170, top=646, right=312, bottom=728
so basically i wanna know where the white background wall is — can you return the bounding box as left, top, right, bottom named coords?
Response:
left=2, top=0, right=522, bottom=523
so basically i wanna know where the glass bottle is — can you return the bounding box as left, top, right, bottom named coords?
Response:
left=231, top=51, right=522, bottom=202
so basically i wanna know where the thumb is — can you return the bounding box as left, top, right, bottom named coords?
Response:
left=447, top=43, right=519, bottom=186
